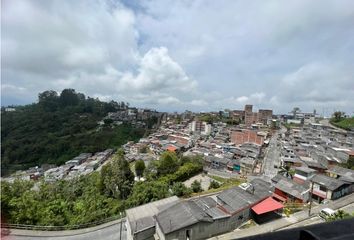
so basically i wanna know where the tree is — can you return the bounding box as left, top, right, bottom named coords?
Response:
left=278, top=165, right=294, bottom=179
left=157, top=152, right=179, bottom=176
left=135, top=160, right=146, bottom=177
left=101, top=154, right=134, bottom=199
left=191, top=180, right=202, bottom=193
left=341, top=156, right=354, bottom=170
left=38, top=90, right=59, bottom=112
left=171, top=182, right=191, bottom=197
left=127, top=181, right=169, bottom=207
left=291, top=107, right=301, bottom=118
left=59, top=89, right=79, bottom=107
left=209, top=180, right=220, bottom=190
left=103, top=118, right=113, bottom=125
left=333, top=111, right=345, bottom=122
left=326, top=210, right=351, bottom=222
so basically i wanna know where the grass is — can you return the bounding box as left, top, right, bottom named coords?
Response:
left=283, top=122, right=301, bottom=130
left=330, top=117, right=354, bottom=131
left=189, top=175, right=246, bottom=197
left=209, top=175, right=246, bottom=190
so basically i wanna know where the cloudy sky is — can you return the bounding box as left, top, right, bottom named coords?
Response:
left=2, top=0, right=354, bottom=114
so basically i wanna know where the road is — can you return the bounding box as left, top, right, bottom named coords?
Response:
left=3, top=220, right=127, bottom=240
left=209, top=192, right=354, bottom=239
left=261, top=132, right=281, bottom=179
left=281, top=201, right=354, bottom=230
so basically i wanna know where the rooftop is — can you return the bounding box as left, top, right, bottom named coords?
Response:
left=311, top=174, right=346, bottom=191
left=126, top=196, right=179, bottom=234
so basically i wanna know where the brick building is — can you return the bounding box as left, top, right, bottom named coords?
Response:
left=231, top=130, right=265, bottom=146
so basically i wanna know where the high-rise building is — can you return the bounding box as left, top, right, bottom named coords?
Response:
left=188, top=121, right=212, bottom=135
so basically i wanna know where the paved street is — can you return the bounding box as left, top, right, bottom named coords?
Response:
left=282, top=201, right=354, bottom=230
left=209, top=192, right=354, bottom=239
left=3, top=220, right=127, bottom=240
left=262, top=133, right=281, bottom=179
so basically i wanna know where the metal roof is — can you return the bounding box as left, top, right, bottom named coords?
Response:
left=126, top=196, right=179, bottom=233
left=274, top=175, right=309, bottom=200
left=312, top=174, right=347, bottom=191
left=156, top=200, right=213, bottom=234
left=251, top=197, right=284, bottom=215
left=327, top=166, right=354, bottom=183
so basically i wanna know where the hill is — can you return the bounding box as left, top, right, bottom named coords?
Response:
left=1, top=89, right=153, bottom=176
left=330, top=117, right=354, bottom=131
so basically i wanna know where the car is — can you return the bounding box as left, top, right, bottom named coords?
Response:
left=319, top=208, right=335, bottom=219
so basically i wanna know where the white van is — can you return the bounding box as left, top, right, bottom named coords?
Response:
left=319, top=208, right=335, bottom=219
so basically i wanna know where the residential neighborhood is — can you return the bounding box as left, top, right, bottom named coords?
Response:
left=2, top=103, right=354, bottom=240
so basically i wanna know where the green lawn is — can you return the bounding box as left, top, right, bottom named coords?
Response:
left=330, top=117, right=354, bottom=131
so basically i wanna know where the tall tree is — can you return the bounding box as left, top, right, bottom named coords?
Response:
left=135, top=160, right=146, bottom=177
left=191, top=180, right=202, bottom=193
left=157, top=152, right=179, bottom=175
left=38, top=90, right=59, bottom=112
left=59, top=89, right=79, bottom=107
left=291, top=107, right=301, bottom=118
left=101, top=153, right=134, bottom=199
left=333, top=111, right=345, bottom=122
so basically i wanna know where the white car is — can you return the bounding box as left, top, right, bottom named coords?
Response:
left=319, top=208, right=335, bottom=219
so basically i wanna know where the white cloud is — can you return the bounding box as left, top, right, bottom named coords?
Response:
left=2, top=0, right=354, bottom=113
left=119, top=47, right=197, bottom=92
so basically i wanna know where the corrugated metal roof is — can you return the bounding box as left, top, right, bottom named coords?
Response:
left=126, top=196, right=179, bottom=233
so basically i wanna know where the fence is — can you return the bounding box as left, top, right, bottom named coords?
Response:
left=1, top=213, right=125, bottom=231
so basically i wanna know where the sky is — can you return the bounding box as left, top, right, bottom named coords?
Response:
left=2, top=0, right=354, bottom=114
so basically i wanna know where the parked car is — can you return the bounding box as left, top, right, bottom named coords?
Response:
left=319, top=208, right=335, bottom=219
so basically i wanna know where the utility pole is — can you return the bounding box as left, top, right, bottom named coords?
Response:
left=119, top=212, right=123, bottom=240
left=308, top=181, right=314, bottom=217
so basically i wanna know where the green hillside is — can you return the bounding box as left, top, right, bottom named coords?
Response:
left=1, top=89, right=148, bottom=176
left=330, top=117, right=354, bottom=131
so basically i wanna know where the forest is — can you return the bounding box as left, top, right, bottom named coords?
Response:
left=1, top=89, right=149, bottom=176
left=1, top=151, right=204, bottom=226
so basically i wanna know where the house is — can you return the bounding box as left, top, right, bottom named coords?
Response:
left=227, top=159, right=241, bottom=173
left=326, top=165, right=354, bottom=182
left=155, top=198, right=229, bottom=240
left=240, top=157, right=256, bottom=175
left=311, top=174, right=350, bottom=202
left=293, top=166, right=316, bottom=184
left=155, top=179, right=273, bottom=240
left=272, top=175, right=310, bottom=203
left=204, top=156, right=230, bottom=170
left=126, top=196, right=179, bottom=240
left=230, top=130, right=264, bottom=146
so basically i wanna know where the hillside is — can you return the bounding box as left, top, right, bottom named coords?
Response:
left=1, top=89, right=150, bottom=176
left=330, top=117, right=354, bottom=131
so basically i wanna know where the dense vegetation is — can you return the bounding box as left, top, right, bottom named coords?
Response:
left=1, top=151, right=203, bottom=226
left=330, top=114, right=354, bottom=131
left=1, top=89, right=150, bottom=176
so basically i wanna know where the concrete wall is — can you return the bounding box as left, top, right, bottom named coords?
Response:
left=126, top=220, right=133, bottom=240
left=135, top=227, right=155, bottom=240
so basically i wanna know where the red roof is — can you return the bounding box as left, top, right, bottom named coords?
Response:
left=251, top=197, right=284, bottom=215
left=167, top=145, right=177, bottom=152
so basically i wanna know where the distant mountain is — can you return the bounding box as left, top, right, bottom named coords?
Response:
left=1, top=89, right=150, bottom=176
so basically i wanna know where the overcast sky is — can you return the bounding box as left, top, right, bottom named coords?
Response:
left=2, top=0, right=354, bottom=114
